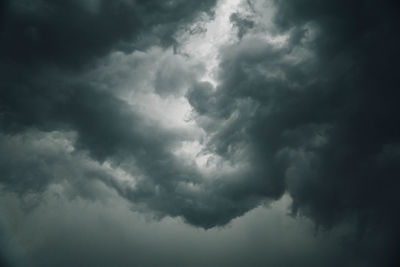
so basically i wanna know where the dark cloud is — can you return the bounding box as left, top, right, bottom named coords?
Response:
left=0, top=0, right=214, bottom=177
left=0, top=0, right=225, bottom=232
left=0, top=54, right=260, bottom=229
left=0, top=0, right=217, bottom=67
left=186, top=0, right=400, bottom=265
left=1, top=0, right=400, bottom=266
left=275, top=0, right=400, bottom=239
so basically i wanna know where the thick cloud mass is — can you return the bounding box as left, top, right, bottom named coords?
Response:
left=1, top=0, right=400, bottom=266
left=188, top=0, right=400, bottom=264
left=0, top=0, right=217, bottom=66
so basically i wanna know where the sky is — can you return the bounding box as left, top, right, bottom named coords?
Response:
left=0, top=0, right=399, bottom=266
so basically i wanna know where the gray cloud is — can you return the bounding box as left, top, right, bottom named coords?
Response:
left=0, top=190, right=361, bottom=267
left=185, top=0, right=400, bottom=264
left=0, top=0, right=217, bottom=67
left=1, top=0, right=400, bottom=266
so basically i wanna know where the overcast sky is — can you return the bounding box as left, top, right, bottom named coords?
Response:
left=0, top=0, right=399, bottom=266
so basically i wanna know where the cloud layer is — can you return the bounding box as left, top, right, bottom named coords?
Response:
left=1, top=0, right=399, bottom=266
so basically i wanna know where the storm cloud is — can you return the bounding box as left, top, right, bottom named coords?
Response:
left=1, top=0, right=399, bottom=266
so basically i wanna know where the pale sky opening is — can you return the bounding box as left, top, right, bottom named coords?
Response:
left=176, top=0, right=242, bottom=87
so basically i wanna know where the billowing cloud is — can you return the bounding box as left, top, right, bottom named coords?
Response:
left=0, top=0, right=217, bottom=66
left=185, top=0, right=400, bottom=264
left=1, top=0, right=399, bottom=266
